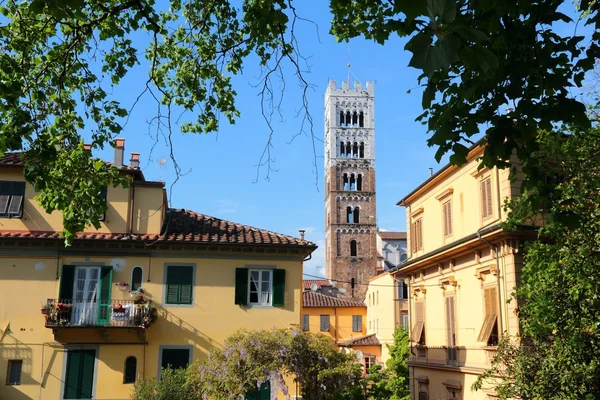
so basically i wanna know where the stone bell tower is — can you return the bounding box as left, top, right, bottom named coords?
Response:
left=324, top=80, right=377, bottom=300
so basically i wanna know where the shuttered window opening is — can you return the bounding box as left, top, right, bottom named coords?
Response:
left=352, top=315, right=362, bottom=332
left=161, top=348, right=191, bottom=371
left=412, top=301, right=426, bottom=345
left=165, top=265, right=194, bottom=305
left=411, top=218, right=423, bottom=252
left=64, top=349, right=96, bottom=399
left=6, top=360, right=22, bottom=385
left=0, top=181, right=25, bottom=218
left=302, top=314, right=309, bottom=331
left=418, top=392, right=429, bottom=400
left=445, top=296, right=457, bottom=363
left=123, top=356, right=137, bottom=384
left=234, top=268, right=285, bottom=307
left=443, top=201, right=452, bottom=237
left=477, top=287, right=499, bottom=345
left=320, top=315, right=330, bottom=332
left=480, top=177, right=493, bottom=220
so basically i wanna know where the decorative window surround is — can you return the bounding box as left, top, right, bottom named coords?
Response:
left=438, top=276, right=458, bottom=290
left=435, top=188, right=454, bottom=200
left=475, top=264, right=498, bottom=283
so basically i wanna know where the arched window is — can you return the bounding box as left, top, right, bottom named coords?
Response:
left=353, top=142, right=359, bottom=158
left=340, top=142, right=345, bottom=157
left=346, top=207, right=353, bottom=223
left=343, top=174, right=349, bottom=190
left=346, top=142, right=351, bottom=157
left=359, top=142, right=365, bottom=158
left=350, top=174, right=356, bottom=191
left=339, top=110, right=345, bottom=126
left=357, top=174, right=363, bottom=191
left=359, top=111, right=364, bottom=127
left=346, top=111, right=351, bottom=125
left=131, top=266, right=143, bottom=291
left=350, top=240, right=357, bottom=256
left=352, top=111, right=358, bottom=127
left=124, top=356, right=137, bottom=384
left=353, top=207, right=360, bottom=224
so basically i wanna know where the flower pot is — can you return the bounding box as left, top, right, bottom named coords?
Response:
left=41, top=308, right=47, bottom=315
left=117, top=285, right=129, bottom=291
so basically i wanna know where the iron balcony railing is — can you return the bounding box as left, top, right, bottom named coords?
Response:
left=43, top=299, right=153, bottom=328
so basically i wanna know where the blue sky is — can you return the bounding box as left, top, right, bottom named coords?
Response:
left=85, top=2, right=593, bottom=278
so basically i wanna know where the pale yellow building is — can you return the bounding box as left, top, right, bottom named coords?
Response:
left=392, top=143, right=533, bottom=400
left=0, top=142, right=315, bottom=400
left=365, top=271, right=408, bottom=363
left=301, top=290, right=380, bottom=373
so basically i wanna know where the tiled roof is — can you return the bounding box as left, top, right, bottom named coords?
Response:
left=303, top=279, right=331, bottom=290
left=0, top=152, right=140, bottom=171
left=338, top=334, right=380, bottom=347
left=0, top=208, right=316, bottom=248
left=378, top=231, right=407, bottom=240
left=302, top=291, right=365, bottom=308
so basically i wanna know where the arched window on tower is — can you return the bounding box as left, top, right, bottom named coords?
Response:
left=346, top=206, right=353, bottom=223
left=353, top=142, right=359, bottom=158
left=340, top=141, right=345, bottom=157
left=359, top=111, right=365, bottom=127
left=346, top=142, right=351, bottom=157
left=124, top=356, right=137, bottom=384
left=352, top=111, right=358, bottom=127
left=350, top=174, right=356, bottom=191
left=343, top=174, right=349, bottom=190
left=359, top=142, right=365, bottom=158
left=353, top=207, right=360, bottom=224
left=346, top=111, right=351, bottom=126
left=339, top=110, right=345, bottom=126
left=350, top=240, right=357, bottom=256
left=357, top=174, right=363, bottom=191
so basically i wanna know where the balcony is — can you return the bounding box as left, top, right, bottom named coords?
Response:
left=43, top=299, right=156, bottom=329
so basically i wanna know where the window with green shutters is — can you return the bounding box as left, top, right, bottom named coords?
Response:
left=64, top=349, right=96, bottom=399
left=165, top=265, right=194, bottom=305
left=234, top=268, right=285, bottom=307
left=320, top=315, right=330, bottom=332
left=352, top=315, right=362, bottom=332
left=245, top=381, right=271, bottom=400
left=160, top=347, right=191, bottom=373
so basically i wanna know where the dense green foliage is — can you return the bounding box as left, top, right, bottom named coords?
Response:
left=365, top=327, right=410, bottom=400
left=132, top=367, right=202, bottom=400
left=473, top=129, right=600, bottom=399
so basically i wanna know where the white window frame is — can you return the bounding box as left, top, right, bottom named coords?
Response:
left=248, top=269, right=273, bottom=306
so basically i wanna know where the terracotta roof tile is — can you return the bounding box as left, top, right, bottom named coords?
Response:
left=302, top=291, right=365, bottom=308
left=338, top=334, right=380, bottom=347
left=0, top=208, right=316, bottom=248
left=378, top=231, right=407, bottom=240
left=303, top=279, right=331, bottom=290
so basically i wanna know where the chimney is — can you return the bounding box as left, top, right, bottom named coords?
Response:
left=299, top=229, right=305, bottom=240
left=83, top=144, right=91, bottom=152
left=429, top=167, right=433, bottom=177
left=130, top=152, right=140, bottom=169
left=114, top=138, right=125, bottom=166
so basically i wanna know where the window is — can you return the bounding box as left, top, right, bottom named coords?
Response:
left=478, top=287, right=499, bottom=345
left=359, top=111, right=364, bottom=127
left=412, top=301, right=426, bottom=345
left=350, top=240, right=357, bottom=256
left=339, top=110, right=345, bottom=126
left=160, top=347, right=191, bottom=372
left=0, top=181, right=25, bottom=219
left=353, top=207, right=360, bottom=224
left=99, top=186, right=108, bottom=221
left=165, top=265, right=194, bottom=305
left=403, top=314, right=409, bottom=329
left=359, top=142, right=365, bottom=158
left=302, top=314, right=309, bottom=331
left=234, top=268, right=285, bottom=307
left=418, top=392, right=429, bottom=400
left=445, top=296, right=457, bottom=363
left=124, top=356, right=137, bottom=384
left=343, top=173, right=349, bottom=190
left=397, top=281, right=408, bottom=300
left=320, top=315, right=330, bottom=332
left=480, top=176, right=493, bottom=220
left=349, top=174, right=356, bottom=190
left=364, top=356, right=376, bottom=373
left=443, top=200, right=453, bottom=237
left=6, top=360, right=22, bottom=385
left=411, top=218, right=423, bottom=252
left=131, top=266, right=143, bottom=291
left=64, top=349, right=96, bottom=399
left=346, top=206, right=353, bottom=223
left=245, top=381, right=271, bottom=400
left=357, top=174, right=363, bottom=191
left=352, top=315, right=362, bottom=332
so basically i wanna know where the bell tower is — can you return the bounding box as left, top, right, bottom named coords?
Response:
left=324, top=80, right=377, bottom=300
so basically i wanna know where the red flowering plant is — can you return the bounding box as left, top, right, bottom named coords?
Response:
left=113, top=303, right=126, bottom=313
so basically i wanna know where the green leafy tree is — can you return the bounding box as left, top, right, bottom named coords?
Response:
left=473, top=128, right=600, bottom=399
left=189, top=328, right=363, bottom=400
left=132, top=367, right=203, bottom=400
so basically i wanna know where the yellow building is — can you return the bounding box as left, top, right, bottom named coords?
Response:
left=301, top=290, right=380, bottom=374
left=0, top=142, right=315, bottom=400
left=392, top=143, right=533, bottom=400
left=365, top=271, right=408, bottom=363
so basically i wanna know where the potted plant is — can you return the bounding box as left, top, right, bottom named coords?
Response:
left=115, top=281, right=129, bottom=291
left=132, top=292, right=146, bottom=305
left=41, top=302, right=48, bottom=315
left=113, top=303, right=126, bottom=313
left=55, top=302, right=72, bottom=313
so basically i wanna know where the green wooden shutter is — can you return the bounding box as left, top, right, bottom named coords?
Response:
left=166, top=266, right=181, bottom=304
left=97, top=266, right=113, bottom=325
left=64, top=350, right=82, bottom=399
left=79, top=350, right=96, bottom=398
left=59, top=265, right=75, bottom=300
left=179, top=266, right=194, bottom=305
left=245, top=381, right=270, bottom=400
left=235, top=268, right=248, bottom=305
left=272, top=269, right=285, bottom=307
